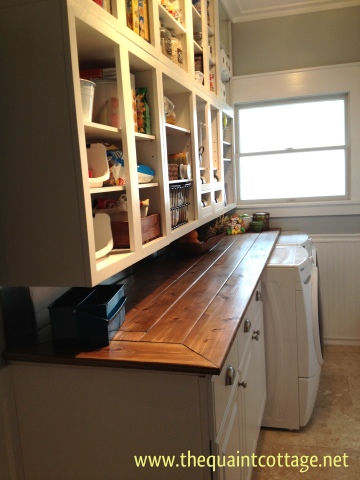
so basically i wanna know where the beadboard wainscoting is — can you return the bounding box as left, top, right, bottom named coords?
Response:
left=312, top=234, right=360, bottom=346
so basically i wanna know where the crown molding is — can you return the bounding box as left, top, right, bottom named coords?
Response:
left=221, top=0, right=360, bottom=23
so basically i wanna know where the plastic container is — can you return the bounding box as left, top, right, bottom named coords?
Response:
left=80, top=79, right=96, bottom=121
left=195, top=71, right=204, bottom=85
left=48, top=285, right=127, bottom=348
left=93, top=213, right=113, bottom=259
left=86, top=143, right=110, bottom=188
left=92, top=79, right=121, bottom=128
left=79, top=285, right=125, bottom=318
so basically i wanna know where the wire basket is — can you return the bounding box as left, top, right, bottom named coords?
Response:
left=170, top=182, right=191, bottom=229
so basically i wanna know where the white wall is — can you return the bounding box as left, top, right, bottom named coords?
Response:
left=313, top=234, right=360, bottom=346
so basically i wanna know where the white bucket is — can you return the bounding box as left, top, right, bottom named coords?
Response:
left=80, top=79, right=96, bottom=122
left=92, top=79, right=121, bottom=128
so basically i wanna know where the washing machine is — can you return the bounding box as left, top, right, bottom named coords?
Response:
left=277, top=230, right=323, bottom=356
left=261, top=245, right=324, bottom=430
left=276, top=230, right=316, bottom=264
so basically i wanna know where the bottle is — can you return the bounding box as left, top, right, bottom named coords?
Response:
left=160, top=23, right=172, bottom=60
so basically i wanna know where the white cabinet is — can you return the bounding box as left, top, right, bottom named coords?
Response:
left=9, top=284, right=266, bottom=480
left=212, top=283, right=265, bottom=480
left=0, top=0, right=235, bottom=287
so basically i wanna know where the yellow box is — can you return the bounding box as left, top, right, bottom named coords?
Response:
left=126, top=0, right=139, bottom=35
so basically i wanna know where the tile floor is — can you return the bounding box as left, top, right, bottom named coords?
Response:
left=252, top=345, right=360, bottom=479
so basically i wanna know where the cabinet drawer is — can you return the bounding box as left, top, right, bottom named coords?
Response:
left=212, top=338, right=239, bottom=434
left=237, top=282, right=262, bottom=358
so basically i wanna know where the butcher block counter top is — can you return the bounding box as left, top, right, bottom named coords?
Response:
left=6, top=231, right=279, bottom=374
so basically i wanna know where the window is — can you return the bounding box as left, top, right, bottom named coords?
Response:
left=237, top=95, right=348, bottom=202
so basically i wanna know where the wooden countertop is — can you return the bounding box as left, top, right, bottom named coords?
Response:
left=6, top=231, right=279, bottom=374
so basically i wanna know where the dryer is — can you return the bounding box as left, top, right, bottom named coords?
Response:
left=261, top=245, right=323, bottom=430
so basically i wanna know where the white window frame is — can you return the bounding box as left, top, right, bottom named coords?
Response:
left=231, top=63, right=360, bottom=217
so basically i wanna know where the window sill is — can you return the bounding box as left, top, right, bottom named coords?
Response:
left=236, top=200, right=360, bottom=218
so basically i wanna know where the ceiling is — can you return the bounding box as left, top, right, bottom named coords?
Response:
left=221, top=0, right=360, bottom=22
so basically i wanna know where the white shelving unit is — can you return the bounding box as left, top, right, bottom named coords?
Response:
left=0, top=0, right=235, bottom=286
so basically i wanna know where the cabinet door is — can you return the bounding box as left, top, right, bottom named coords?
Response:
left=252, top=306, right=267, bottom=430
left=212, top=390, right=242, bottom=480
left=212, top=338, right=239, bottom=434
left=238, top=338, right=257, bottom=480
left=237, top=283, right=265, bottom=480
left=12, top=363, right=208, bottom=480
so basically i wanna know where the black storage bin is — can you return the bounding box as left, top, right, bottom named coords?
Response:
left=48, top=285, right=126, bottom=348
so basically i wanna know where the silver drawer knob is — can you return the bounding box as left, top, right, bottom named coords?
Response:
left=238, top=380, right=247, bottom=389
left=244, top=319, right=251, bottom=333
left=252, top=330, right=260, bottom=341
left=225, top=365, right=235, bottom=386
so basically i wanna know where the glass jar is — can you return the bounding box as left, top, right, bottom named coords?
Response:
left=193, top=31, right=202, bottom=47
left=160, top=23, right=172, bottom=60
left=168, top=29, right=183, bottom=68
left=176, top=36, right=184, bottom=68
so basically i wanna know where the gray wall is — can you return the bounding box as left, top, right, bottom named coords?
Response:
left=232, top=6, right=360, bottom=76
left=268, top=215, right=360, bottom=235
left=232, top=6, right=360, bottom=234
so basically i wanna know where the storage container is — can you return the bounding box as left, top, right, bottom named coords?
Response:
left=93, top=213, right=113, bottom=260
left=253, top=212, right=270, bottom=231
left=86, top=143, right=110, bottom=188
left=111, top=213, right=161, bottom=247
left=48, top=285, right=126, bottom=348
left=80, top=79, right=96, bottom=121
left=195, top=71, right=204, bottom=85
left=92, top=79, right=121, bottom=128
left=170, top=183, right=191, bottom=229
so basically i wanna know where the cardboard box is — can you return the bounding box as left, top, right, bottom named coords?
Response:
left=139, top=0, right=150, bottom=42
left=111, top=214, right=161, bottom=247
left=126, top=0, right=139, bottom=34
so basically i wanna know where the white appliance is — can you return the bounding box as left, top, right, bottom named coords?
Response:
left=276, top=230, right=316, bottom=264
left=261, top=245, right=324, bottom=430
